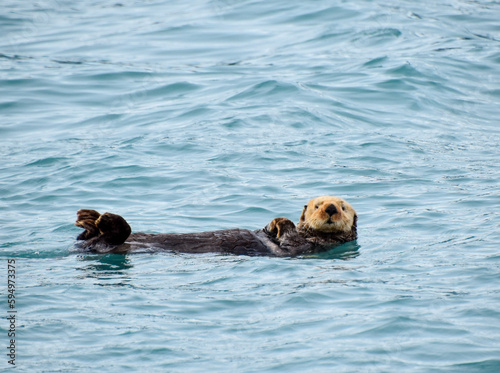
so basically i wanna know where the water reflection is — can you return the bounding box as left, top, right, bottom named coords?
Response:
left=305, top=241, right=361, bottom=260
left=75, top=253, right=133, bottom=286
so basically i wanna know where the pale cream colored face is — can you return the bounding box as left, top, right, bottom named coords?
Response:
left=299, top=196, right=357, bottom=233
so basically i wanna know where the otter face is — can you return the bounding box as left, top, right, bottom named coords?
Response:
left=298, top=196, right=356, bottom=233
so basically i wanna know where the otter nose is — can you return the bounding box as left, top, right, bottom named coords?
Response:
left=325, top=204, right=338, bottom=216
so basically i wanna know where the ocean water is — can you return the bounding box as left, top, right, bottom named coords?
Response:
left=1, top=0, right=500, bottom=371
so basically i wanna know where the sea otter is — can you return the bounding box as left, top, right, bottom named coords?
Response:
left=75, top=196, right=357, bottom=257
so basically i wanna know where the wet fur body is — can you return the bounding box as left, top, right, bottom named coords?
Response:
left=75, top=196, right=357, bottom=257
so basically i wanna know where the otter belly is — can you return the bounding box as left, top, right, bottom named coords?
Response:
left=118, top=228, right=277, bottom=256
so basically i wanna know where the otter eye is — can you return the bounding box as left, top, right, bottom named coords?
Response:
left=315, top=205, right=319, bottom=209
left=341, top=204, right=346, bottom=211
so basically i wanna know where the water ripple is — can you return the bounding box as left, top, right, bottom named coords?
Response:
left=1, top=0, right=500, bottom=371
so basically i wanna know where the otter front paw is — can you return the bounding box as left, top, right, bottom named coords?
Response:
left=94, top=212, right=132, bottom=245
left=265, top=217, right=296, bottom=239
left=75, top=209, right=101, bottom=240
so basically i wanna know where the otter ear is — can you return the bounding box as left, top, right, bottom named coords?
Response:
left=352, top=214, right=358, bottom=230
left=299, top=205, right=308, bottom=224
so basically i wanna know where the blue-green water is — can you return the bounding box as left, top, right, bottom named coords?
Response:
left=2, top=0, right=500, bottom=371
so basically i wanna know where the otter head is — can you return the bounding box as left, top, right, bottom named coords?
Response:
left=297, top=196, right=357, bottom=236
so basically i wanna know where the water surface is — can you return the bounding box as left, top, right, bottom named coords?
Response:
left=1, top=0, right=500, bottom=371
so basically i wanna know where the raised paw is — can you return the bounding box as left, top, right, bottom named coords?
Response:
left=94, top=212, right=132, bottom=245
left=75, top=209, right=101, bottom=240
left=265, top=217, right=297, bottom=239
left=75, top=209, right=101, bottom=226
